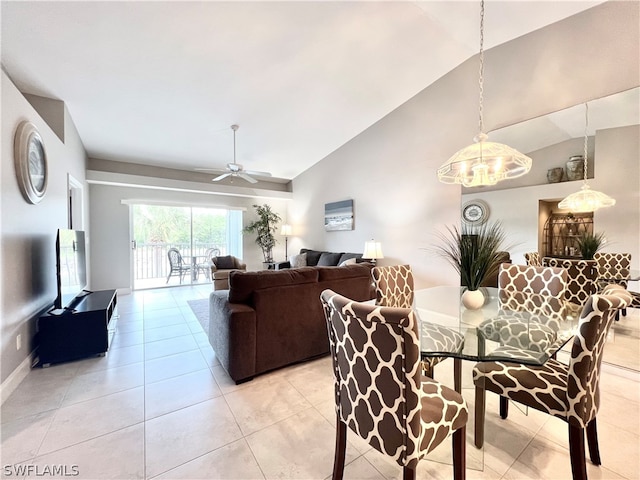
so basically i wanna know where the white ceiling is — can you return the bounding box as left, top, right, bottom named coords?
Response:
left=1, top=1, right=604, bottom=182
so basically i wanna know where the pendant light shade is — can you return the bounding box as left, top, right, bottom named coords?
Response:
left=438, top=0, right=532, bottom=186
left=437, top=133, right=532, bottom=187
left=558, top=103, right=615, bottom=212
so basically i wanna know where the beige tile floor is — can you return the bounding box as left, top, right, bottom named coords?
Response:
left=2, top=284, right=639, bottom=479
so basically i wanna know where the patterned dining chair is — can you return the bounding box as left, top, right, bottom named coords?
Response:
left=321, top=289, right=468, bottom=480
left=477, top=264, right=568, bottom=359
left=543, top=257, right=598, bottom=314
left=593, top=252, right=631, bottom=316
left=372, top=265, right=465, bottom=390
left=472, top=284, right=631, bottom=480
left=524, top=251, right=542, bottom=267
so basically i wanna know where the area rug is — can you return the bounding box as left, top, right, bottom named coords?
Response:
left=187, top=298, right=209, bottom=334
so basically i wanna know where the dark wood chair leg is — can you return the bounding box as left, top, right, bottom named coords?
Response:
left=402, top=466, right=416, bottom=480
left=454, top=358, right=462, bottom=393
left=333, top=415, right=347, bottom=480
left=499, top=396, right=509, bottom=419
left=586, top=418, right=601, bottom=465
left=569, top=423, right=588, bottom=480
left=474, top=386, right=485, bottom=448
left=453, top=425, right=466, bottom=480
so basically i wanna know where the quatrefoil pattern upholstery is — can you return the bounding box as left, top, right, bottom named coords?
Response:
left=524, top=251, right=542, bottom=267
left=320, top=290, right=468, bottom=469
left=372, top=265, right=465, bottom=374
left=474, top=285, right=629, bottom=426
left=372, top=264, right=414, bottom=308
left=593, top=252, right=631, bottom=289
left=543, top=257, right=598, bottom=309
left=478, top=264, right=568, bottom=354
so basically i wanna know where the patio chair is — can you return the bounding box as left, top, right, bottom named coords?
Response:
left=166, top=248, right=192, bottom=284
left=197, top=247, right=221, bottom=280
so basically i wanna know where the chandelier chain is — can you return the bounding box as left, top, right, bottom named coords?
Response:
left=583, top=103, right=588, bottom=182
left=478, top=0, right=485, bottom=135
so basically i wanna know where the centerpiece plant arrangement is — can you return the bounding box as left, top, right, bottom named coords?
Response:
left=434, top=220, right=510, bottom=310
left=576, top=231, right=606, bottom=260
left=243, top=204, right=281, bottom=263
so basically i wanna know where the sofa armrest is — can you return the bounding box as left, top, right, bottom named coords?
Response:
left=208, top=291, right=257, bottom=383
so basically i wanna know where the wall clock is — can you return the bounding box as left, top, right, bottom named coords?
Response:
left=462, top=200, right=489, bottom=225
left=14, top=121, right=48, bottom=204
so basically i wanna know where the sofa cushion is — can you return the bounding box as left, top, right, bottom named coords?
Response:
left=317, top=263, right=373, bottom=281
left=289, top=252, right=307, bottom=268
left=339, top=257, right=357, bottom=267
left=300, top=249, right=323, bottom=266
left=228, top=267, right=319, bottom=304
left=338, top=252, right=362, bottom=264
left=215, top=255, right=235, bottom=269
left=317, top=252, right=342, bottom=266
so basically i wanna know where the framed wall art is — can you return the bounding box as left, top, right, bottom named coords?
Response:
left=324, top=199, right=354, bottom=231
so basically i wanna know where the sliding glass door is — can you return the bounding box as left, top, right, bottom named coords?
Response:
left=131, top=204, right=242, bottom=289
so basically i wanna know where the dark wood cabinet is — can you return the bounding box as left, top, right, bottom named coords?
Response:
left=542, top=213, right=593, bottom=258
left=37, top=289, right=117, bottom=367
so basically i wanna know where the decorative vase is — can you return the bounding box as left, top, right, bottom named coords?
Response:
left=462, top=289, right=484, bottom=310
left=565, top=156, right=585, bottom=181
left=547, top=167, right=564, bottom=183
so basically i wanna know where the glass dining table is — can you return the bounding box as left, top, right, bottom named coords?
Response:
left=414, top=286, right=580, bottom=366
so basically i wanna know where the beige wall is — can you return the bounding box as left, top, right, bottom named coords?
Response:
left=290, top=1, right=639, bottom=289
left=1, top=70, right=88, bottom=385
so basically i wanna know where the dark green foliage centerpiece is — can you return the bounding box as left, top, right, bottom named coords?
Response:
left=576, top=231, right=605, bottom=260
left=243, top=204, right=281, bottom=263
left=434, top=221, right=510, bottom=309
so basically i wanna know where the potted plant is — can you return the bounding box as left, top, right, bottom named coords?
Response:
left=434, top=221, right=510, bottom=309
left=576, top=231, right=605, bottom=260
left=243, top=204, right=281, bottom=263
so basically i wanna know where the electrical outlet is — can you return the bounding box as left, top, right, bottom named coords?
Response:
left=16, top=334, right=22, bottom=351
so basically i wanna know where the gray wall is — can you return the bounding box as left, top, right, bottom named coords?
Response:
left=1, top=70, right=88, bottom=384
left=290, top=1, right=639, bottom=289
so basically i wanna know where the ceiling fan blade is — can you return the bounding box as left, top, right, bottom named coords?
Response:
left=212, top=172, right=232, bottom=182
left=244, top=170, right=272, bottom=177
left=238, top=173, right=258, bottom=184
left=195, top=167, right=227, bottom=173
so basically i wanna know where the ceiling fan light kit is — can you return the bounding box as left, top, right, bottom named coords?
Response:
left=438, top=0, right=532, bottom=187
left=196, top=124, right=272, bottom=184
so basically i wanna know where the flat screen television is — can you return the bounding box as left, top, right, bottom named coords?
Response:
left=55, top=229, right=88, bottom=309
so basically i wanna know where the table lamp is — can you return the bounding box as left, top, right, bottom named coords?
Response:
left=280, top=224, right=292, bottom=259
left=363, top=240, right=384, bottom=265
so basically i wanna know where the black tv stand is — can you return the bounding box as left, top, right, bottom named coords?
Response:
left=38, top=289, right=118, bottom=367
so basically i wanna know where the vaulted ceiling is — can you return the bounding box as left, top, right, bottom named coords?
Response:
left=1, top=1, right=603, bottom=182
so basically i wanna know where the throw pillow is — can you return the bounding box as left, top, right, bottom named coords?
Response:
left=215, top=255, right=235, bottom=269
left=318, top=252, right=342, bottom=266
left=289, top=253, right=307, bottom=268
left=338, top=257, right=357, bottom=267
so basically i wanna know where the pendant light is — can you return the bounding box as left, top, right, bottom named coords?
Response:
left=437, top=0, right=532, bottom=187
left=558, top=103, right=615, bottom=212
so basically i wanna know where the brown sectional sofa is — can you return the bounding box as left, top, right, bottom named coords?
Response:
left=208, top=263, right=374, bottom=383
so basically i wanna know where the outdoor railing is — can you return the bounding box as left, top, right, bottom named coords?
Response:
left=134, top=242, right=226, bottom=280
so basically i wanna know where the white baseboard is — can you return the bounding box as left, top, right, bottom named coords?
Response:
left=1, top=352, right=36, bottom=405
left=117, top=287, right=131, bottom=296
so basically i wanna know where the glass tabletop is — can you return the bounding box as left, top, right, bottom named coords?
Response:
left=415, top=286, right=580, bottom=366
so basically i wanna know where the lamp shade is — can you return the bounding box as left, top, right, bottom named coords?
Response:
left=438, top=134, right=532, bottom=187
left=363, top=240, right=384, bottom=260
left=280, top=224, right=292, bottom=236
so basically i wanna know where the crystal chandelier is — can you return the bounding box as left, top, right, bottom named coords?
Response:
left=437, top=0, right=532, bottom=187
left=558, top=103, right=615, bottom=212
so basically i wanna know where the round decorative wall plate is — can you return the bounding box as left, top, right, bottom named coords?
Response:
left=14, top=121, right=48, bottom=204
left=462, top=200, right=489, bottom=225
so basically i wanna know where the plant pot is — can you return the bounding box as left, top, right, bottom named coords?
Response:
left=565, top=156, right=585, bottom=181
left=462, top=289, right=484, bottom=310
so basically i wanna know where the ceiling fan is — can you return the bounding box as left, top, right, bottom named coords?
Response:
left=196, top=124, right=272, bottom=184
